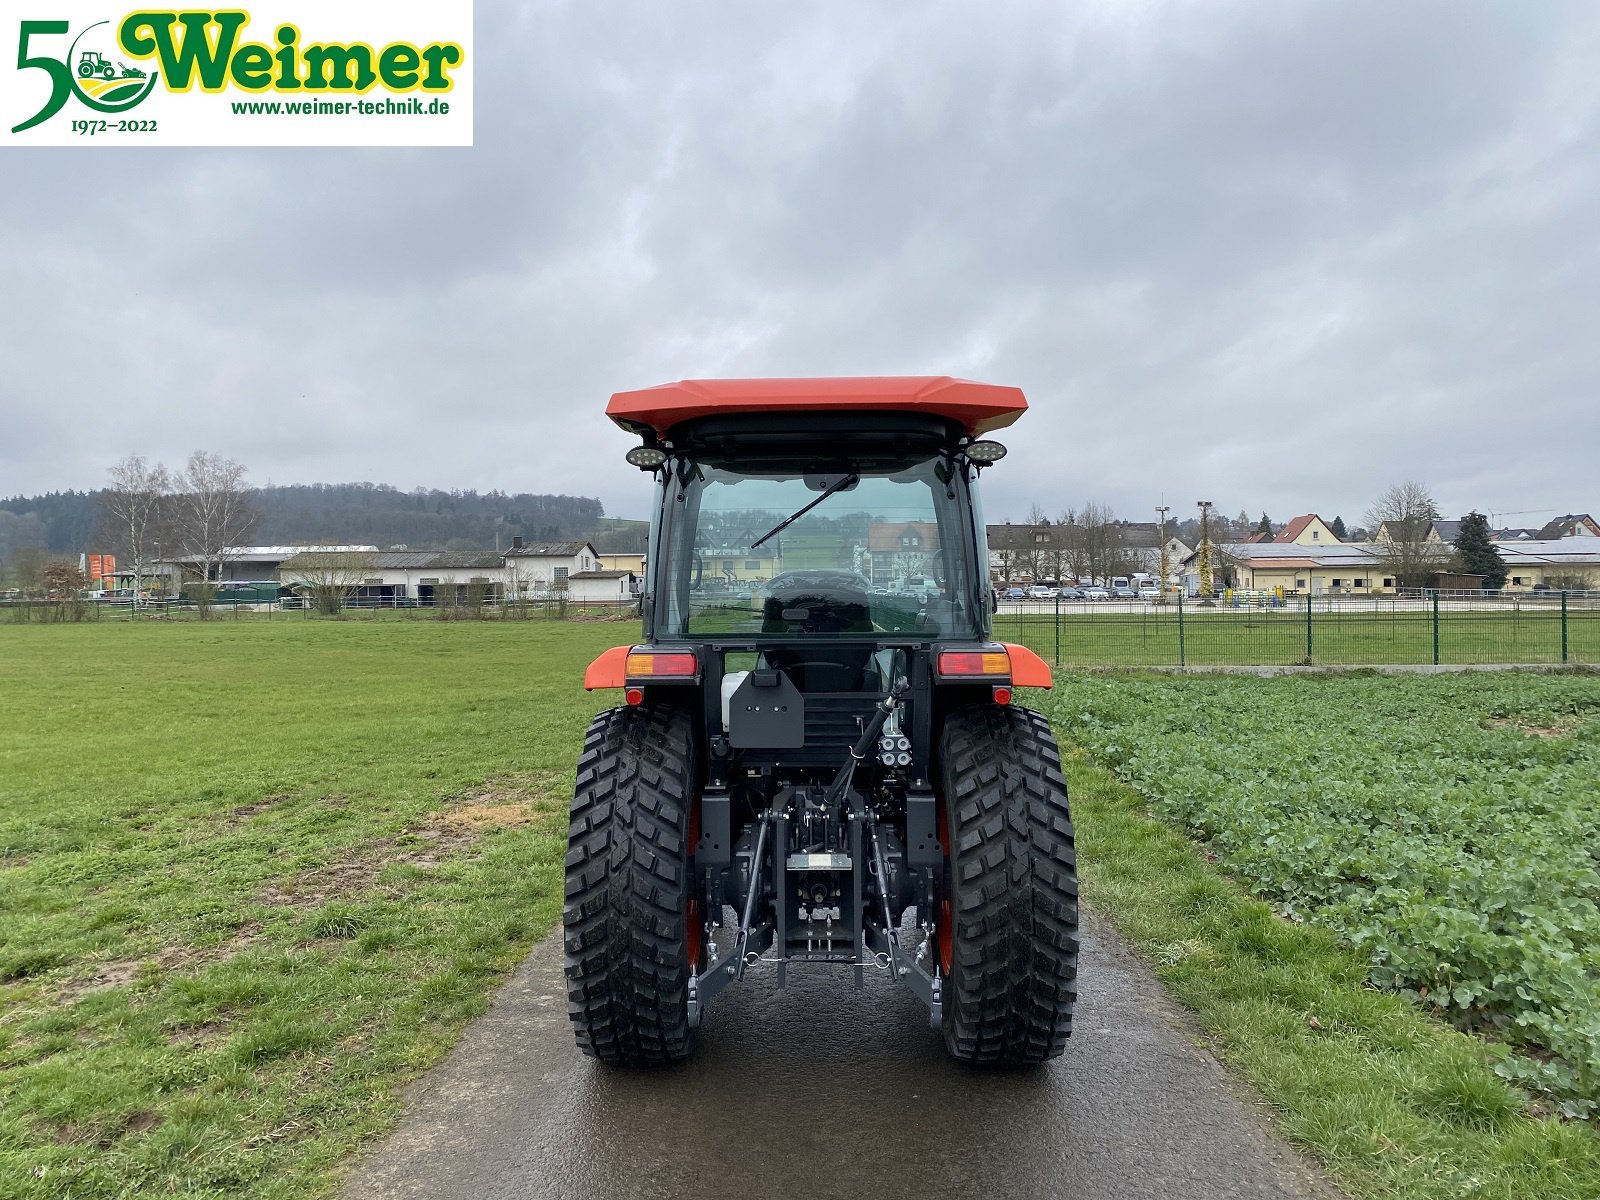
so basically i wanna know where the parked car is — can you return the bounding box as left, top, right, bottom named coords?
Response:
left=1136, top=586, right=1160, bottom=600
left=1001, top=587, right=1026, bottom=600
left=1081, top=585, right=1109, bottom=600
left=1026, top=585, right=1055, bottom=599
left=1057, top=586, right=1084, bottom=600
left=1112, top=586, right=1136, bottom=600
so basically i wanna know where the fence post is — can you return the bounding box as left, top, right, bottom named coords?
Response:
left=1305, top=594, right=1313, bottom=662
left=1562, top=591, right=1569, bottom=664
left=1432, top=591, right=1440, bottom=665
left=1053, top=593, right=1060, bottom=667
left=1177, top=590, right=1187, bottom=668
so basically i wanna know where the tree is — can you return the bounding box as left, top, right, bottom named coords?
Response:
left=1330, top=515, right=1348, bottom=541
left=1366, top=481, right=1448, bottom=589
left=1256, top=513, right=1272, bottom=536
left=1452, top=512, right=1507, bottom=589
left=1077, top=502, right=1137, bottom=585
left=7, top=545, right=50, bottom=595
left=99, top=455, right=170, bottom=606
left=283, top=548, right=376, bottom=615
left=40, top=559, right=88, bottom=621
left=173, top=451, right=259, bottom=616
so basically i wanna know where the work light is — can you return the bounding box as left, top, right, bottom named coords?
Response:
left=965, top=440, right=1008, bottom=463
left=625, top=445, right=667, bottom=469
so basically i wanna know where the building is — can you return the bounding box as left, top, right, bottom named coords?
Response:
left=502, top=539, right=600, bottom=591
left=596, top=552, right=646, bottom=575
left=157, top=545, right=377, bottom=586
left=275, top=539, right=635, bottom=606
left=868, top=521, right=940, bottom=587
left=279, top=550, right=506, bottom=605
left=1273, top=514, right=1340, bottom=546
left=565, top=571, right=640, bottom=602
left=1535, top=514, right=1600, bottom=540
left=1187, top=538, right=1600, bottom=595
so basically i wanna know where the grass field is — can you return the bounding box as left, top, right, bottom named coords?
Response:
left=0, top=619, right=624, bottom=1198
left=4, top=620, right=1599, bottom=1199
left=996, top=605, right=1600, bottom=666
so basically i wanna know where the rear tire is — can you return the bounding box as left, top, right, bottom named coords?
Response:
left=937, top=704, right=1078, bottom=1064
left=563, top=704, right=700, bottom=1065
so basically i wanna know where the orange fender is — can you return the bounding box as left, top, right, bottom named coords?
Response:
left=584, top=645, right=632, bottom=690
left=999, top=642, right=1052, bottom=689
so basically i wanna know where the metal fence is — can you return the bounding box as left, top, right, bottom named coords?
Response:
left=9, top=590, right=1598, bottom=668
left=1, top=594, right=636, bottom=623
left=995, top=591, right=1600, bottom=668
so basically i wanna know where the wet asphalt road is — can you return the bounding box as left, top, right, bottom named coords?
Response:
left=343, top=911, right=1344, bottom=1200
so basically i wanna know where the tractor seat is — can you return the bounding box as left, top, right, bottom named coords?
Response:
left=761, top=571, right=875, bottom=691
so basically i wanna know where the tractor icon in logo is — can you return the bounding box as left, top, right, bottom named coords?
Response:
left=77, top=51, right=147, bottom=83
left=69, top=23, right=157, bottom=108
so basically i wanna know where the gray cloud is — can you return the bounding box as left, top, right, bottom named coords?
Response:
left=2, top=0, right=1597, bottom=534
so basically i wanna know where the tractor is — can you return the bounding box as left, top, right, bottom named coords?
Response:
left=565, top=377, right=1078, bottom=1066
left=77, top=51, right=117, bottom=81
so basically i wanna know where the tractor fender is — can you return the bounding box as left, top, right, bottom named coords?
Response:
left=584, top=645, right=632, bottom=690
left=999, top=642, right=1052, bottom=689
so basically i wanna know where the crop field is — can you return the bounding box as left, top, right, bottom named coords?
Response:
left=0, top=619, right=624, bottom=1198
left=1047, top=671, right=1600, bottom=1116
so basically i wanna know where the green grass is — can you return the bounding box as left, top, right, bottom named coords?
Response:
left=0, top=619, right=626, bottom=1198
left=997, top=606, right=1600, bottom=666
left=8, top=621, right=1600, bottom=1200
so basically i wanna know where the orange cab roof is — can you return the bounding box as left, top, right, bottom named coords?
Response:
left=606, top=376, right=1028, bottom=439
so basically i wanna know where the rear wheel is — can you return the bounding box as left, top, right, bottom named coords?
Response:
left=937, top=704, right=1078, bottom=1064
left=564, top=704, right=701, bottom=1065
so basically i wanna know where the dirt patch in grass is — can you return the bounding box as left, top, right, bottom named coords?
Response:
left=1485, top=715, right=1584, bottom=738
left=230, top=794, right=290, bottom=820
left=53, top=923, right=268, bottom=1003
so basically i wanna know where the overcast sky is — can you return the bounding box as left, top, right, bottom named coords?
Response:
left=3, top=0, right=1598, bottom=530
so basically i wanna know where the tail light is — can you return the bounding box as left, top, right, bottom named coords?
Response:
left=624, top=650, right=699, bottom=681
left=936, top=650, right=1010, bottom=678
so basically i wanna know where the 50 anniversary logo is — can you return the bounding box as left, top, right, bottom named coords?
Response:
left=4, top=5, right=473, bottom=146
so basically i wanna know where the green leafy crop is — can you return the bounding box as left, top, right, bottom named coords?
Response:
left=1048, top=671, right=1600, bottom=1117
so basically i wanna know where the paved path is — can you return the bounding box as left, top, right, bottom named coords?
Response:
left=343, top=912, right=1344, bottom=1200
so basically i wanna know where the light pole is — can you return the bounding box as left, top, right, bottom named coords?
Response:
left=1155, top=505, right=1171, bottom=604
left=1196, top=501, right=1214, bottom=600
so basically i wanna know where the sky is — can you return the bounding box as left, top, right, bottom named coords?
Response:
left=3, top=0, right=1598, bottom=530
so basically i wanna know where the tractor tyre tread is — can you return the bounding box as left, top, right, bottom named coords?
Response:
left=563, top=703, right=698, bottom=1066
left=938, top=703, right=1078, bottom=1065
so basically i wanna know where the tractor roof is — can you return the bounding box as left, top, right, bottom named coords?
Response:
left=606, top=376, right=1028, bottom=439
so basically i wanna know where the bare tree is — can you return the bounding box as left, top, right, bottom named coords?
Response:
left=1078, top=502, right=1137, bottom=585
left=99, top=455, right=170, bottom=607
left=282, top=548, right=376, bottom=616
left=1366, top=481, right=1448, bottom=588
left=173, top=451, right=259, bottom=615
left=40, top=559, right=89, bottom=622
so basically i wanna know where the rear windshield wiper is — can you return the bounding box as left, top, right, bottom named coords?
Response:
left=751, top=471, right=859, bottom=549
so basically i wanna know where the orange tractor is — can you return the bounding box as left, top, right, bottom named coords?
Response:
left=565, top=378, right=1078, bottom=1065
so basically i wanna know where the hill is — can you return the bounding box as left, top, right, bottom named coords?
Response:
left=0, top=482, right=631, bottom=558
